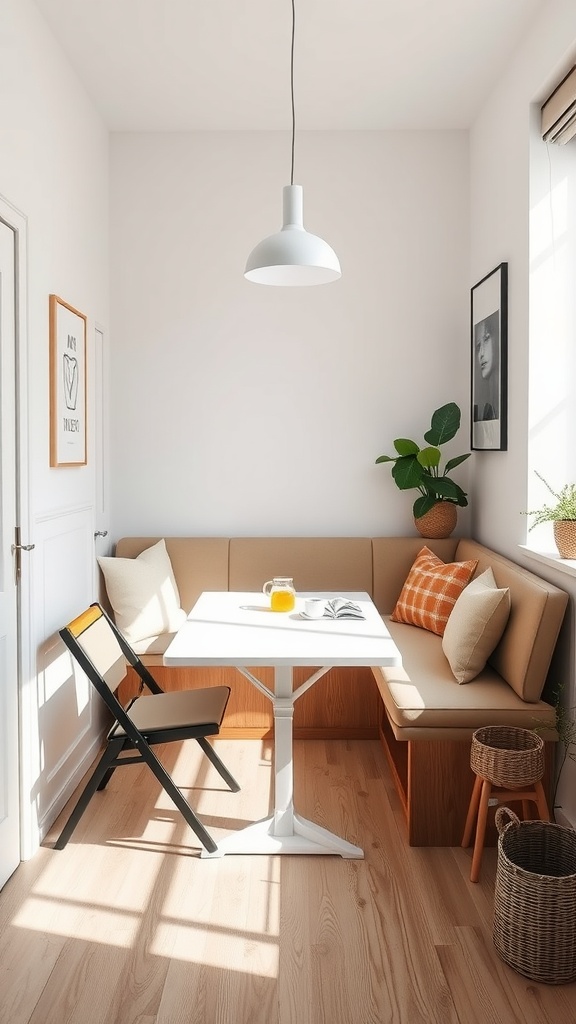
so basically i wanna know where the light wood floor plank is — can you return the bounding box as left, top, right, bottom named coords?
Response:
left=436, top=928, right=524, bottom=1024
left=0, top=739, right=574, bottom=1024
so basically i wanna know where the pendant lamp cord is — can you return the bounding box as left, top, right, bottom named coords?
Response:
left=290, top=0, right=295, bottom=186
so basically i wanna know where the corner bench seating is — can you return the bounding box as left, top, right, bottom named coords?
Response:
left=109, top=536, right=568, bottom=846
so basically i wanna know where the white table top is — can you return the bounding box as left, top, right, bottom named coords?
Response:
left=163, top=591, right=402, bottom=667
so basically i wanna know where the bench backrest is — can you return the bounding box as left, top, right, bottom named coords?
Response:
left=371, top=538, right=459, bottom=613
left=228, top=537, right=373, bottom=595
left=112, top=534, right=569, bottom=704
left=455, top=539, right=568, bottom=702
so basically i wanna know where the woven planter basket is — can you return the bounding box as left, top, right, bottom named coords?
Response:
left=493, top=807, right=576, bottom=984
left=414, top=501, right=457, bottom=539
left=554, top=520, right=576, bottom=559
left=470, top=726, right=544, bottom=788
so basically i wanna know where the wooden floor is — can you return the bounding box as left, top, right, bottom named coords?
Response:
left=1, top=739, right=575, bottom=1024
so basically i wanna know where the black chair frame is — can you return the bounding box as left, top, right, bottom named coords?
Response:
left=55, top=603, right=240, bottom=853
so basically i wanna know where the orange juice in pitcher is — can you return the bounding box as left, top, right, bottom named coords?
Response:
left=263, top=577, right=296, bottom=612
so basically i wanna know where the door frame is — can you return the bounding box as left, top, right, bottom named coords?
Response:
left=0, top=193, right=32, bottom=860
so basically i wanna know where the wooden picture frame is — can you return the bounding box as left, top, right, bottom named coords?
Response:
left=49, top=294, right=87, bottom=467
left=470, top=262, right=508, bottom=451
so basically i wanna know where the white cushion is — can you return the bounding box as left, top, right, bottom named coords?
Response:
left=97, top=538, right=186, bottom=644
left=442, top=567, right=511, bottom=684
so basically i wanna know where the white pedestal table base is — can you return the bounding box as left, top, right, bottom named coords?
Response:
left=201, top=812, right=363, bottom=859
left=203, top=662, right=364, bottom=859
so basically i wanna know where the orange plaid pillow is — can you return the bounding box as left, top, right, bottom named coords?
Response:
left=391, top=546, right=478, bottom=636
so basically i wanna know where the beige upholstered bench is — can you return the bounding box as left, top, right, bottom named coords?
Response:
left=371, top=538, right=566, bottom=844
left=101, top=535, right=568, bottom=846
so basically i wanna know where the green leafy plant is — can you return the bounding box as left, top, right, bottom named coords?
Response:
left=553, top=702, right=576, bottom=814
left=533, top=684, right=576, bottom=818
left=524, top=471, right=576, bottom=528
left=375, top=402, right=470, bottom=519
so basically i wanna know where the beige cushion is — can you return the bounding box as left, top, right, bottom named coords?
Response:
left=455, top=539, right=568, bottom=702
left=97, top=538, right=186, bottom=644
left=118, top=686, right=231, bottom=735
left=114, top=537, right=230, bottom=613
left=374, top=616, right=556, bottom=734
left=131, top=632, right=175, bottom=656
left=442, top=567, right=511, bottom=683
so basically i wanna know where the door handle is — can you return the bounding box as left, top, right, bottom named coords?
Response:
left=11, top=528, right=35, bottom=584
left=94, top=530, right=108, bottom=538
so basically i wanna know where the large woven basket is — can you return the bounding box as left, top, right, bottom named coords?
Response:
left=470, top=725, right=544, bottom=788
left=493, top=807, right=576, bottom=984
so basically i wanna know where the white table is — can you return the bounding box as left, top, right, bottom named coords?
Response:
left=164, top=591, right=402, bottom=858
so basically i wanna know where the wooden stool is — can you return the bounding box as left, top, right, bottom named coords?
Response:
left=461, top=726, right=550, bottom=883
left=462, top=774, right=550, bottom=882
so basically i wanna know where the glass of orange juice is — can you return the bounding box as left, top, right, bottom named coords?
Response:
left=263, top=577, right=296, bottom=612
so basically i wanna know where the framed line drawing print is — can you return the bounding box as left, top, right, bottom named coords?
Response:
left=49, top=294, right=87, bottom=466
left=470, top=262, right=508, bottom=451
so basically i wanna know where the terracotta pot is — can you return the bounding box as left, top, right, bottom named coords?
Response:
left=414, top=501, right=458, bottom=539
left=553, top=520, right=576, bottom=559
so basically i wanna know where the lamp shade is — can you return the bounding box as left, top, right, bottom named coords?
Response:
left=245, top=185, right=341, bottom=286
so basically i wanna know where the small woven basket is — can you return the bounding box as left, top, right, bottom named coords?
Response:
left=493, top=807, right=576, bottom=984
left=554, top=520, right=576, bottom=558
left=413, top=501, right=457, bottom=539
left=470, top=725, right=544, bottom=788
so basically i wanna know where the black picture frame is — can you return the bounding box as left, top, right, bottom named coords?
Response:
left=470, top=262, right=508, bottom=451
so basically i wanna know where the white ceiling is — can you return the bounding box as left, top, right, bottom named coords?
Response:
left=33, top=0, right=546, bottom=131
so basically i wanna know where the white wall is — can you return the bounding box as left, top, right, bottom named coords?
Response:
left=470, top=0, right=576, bottom=550
left=0, top=0, right=109, bottom=851
left=6, top=0, right=575, bottom=848
left=110, top=130, right=471, bottom=538
left=1, top=0, right=109, bottom=507
left=469, top=0, right=576, bottom=827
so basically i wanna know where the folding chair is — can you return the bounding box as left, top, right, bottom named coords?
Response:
left=55, top=602, right=240, bottom=853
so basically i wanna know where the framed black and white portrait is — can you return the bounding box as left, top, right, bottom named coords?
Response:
left=470, top=262, right=508, bottom=451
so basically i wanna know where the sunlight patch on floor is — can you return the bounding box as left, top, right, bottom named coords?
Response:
left=31, top=845, right=166, bottom=907
left=13, top=895, right=142, bottom=945
left=150, top=921, right=280, bottom=976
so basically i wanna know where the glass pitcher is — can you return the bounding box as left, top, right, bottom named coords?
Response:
left=263, top=576, right=296, bottom=612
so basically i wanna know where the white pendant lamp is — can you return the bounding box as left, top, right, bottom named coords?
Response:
left=244, top=0, right=341, bottom=286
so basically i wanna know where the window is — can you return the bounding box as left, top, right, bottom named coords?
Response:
left=527, top=103, right=576, bottom=562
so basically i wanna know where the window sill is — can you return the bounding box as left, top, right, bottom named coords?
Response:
left=518, top=544, right=576, bottom=579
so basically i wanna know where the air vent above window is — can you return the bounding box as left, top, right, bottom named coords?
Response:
left=541, top=65, right=576, bottom=145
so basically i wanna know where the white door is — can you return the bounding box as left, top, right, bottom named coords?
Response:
left=0, top=218, right=21, bottom=888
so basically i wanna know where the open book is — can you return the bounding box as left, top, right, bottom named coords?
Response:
left=323, top=598, right=365, bottom=620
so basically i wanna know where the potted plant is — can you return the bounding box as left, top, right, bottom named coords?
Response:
left=375, top=402, right=470, bottom=538
left=524, top=471, right=576, bottom=558
left=533, top=683, right=576, bottom=820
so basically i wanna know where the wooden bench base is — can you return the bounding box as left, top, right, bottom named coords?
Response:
left=119, top=663, right=555, bottom=845
left=378, top=709, right=555, bottom=846
left=119, top=664, right=381, bottom=740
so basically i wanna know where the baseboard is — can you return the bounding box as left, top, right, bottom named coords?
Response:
left=37, top=731, right=106, bottom=848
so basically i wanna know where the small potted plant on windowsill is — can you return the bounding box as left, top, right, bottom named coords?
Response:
left=524, top=472, right=576, bottom=559
left=375, top=402, right=470, bottom=539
